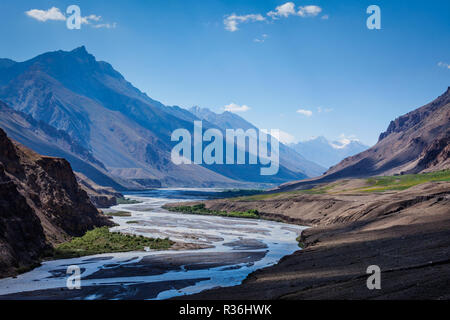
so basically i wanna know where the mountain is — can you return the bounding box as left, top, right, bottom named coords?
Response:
left=276, top=88, right=450, bottom=191
left=0, top=47, right=314, bottom=187
left=289, top=136, right=369, bottom=169
left=75, top=172, right=123, bottom=208
left=0, top=128, right=112, bottom=277
left=189, top=106, right=325, bottom=177
left=0, top=99, right=130, bottom=190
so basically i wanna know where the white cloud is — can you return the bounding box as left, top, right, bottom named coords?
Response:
left=438, top=62, right=450, bottom=69
left=298, top=5, right=322, bottom=17
left=277, top=130, right=297, bottom=144
left=268, top=2, right=297, bottom=19
left=296, top=109, right=313, bottom=117
left=268, top=3, right=323, bottom=19
left=321, top=14, right=329, bottom=20
left=317, top=106, right=333, bottom=113
left=81, top=14, right=102, bottom=25
left=224, top=13, right=265, bottom=32
left=93, top=22, right=117, bottom=29
left=261, top=129, right=297, bottom=144
left=224, top=103, right=250, bottom=113
left=224, top=3, right=324, bottom=31
left=25, top=7, right=115, bottom=29
left=25, top=7, right=66, bottom=22
left=254, top=34, right=268, bottom=43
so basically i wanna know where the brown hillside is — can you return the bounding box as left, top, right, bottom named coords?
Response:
left=0, top=128, right=112, bottom=277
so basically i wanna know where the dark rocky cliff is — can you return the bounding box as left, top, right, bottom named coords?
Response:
left=0, top=128, right=113, bottom=277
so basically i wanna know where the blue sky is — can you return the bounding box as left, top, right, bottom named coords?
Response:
left=0, top=0, right=449, bottom=146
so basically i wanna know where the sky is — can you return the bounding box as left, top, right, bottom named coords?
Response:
left=0, top=0, right=449, bottom=146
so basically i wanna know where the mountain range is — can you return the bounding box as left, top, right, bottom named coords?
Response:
left=276, top=87, right=450, bottom=191
left=189, top=106, right=325, bottom=179
left=0, top=47, right=325, bottom=189
left=289, top=136, right=368, bottom=169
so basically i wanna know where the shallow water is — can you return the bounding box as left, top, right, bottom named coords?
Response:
left=0, top=188, right=306, bottom=300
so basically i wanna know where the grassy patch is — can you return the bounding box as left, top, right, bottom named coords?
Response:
left=296, top=235, right=306, bottom=249
left=297, top=182, right=342, bottom=194
left=220, top=189, right=264, bottom=198
left=105, top=211, right=132, bottom=217
left=164, top=203, right=260, bottom=219
left=358, top=170, right=450, bottom=192
left=230, top=187, right=328, bottom=202
left=244, top=170, right=450, bottom=197
left=52, top=227, right=173, bottom=259
left=16, top=262, right=42, bottom=275
left=116, top=197, right=142, bottom=205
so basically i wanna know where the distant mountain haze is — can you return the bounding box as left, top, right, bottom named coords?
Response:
left=289, top=136, right=369, bottom=169
left=276, top=87, right=450, bottom=192
left=189, top=106, right=326, bottom=178
left=0, top=47, right=324, bottom=187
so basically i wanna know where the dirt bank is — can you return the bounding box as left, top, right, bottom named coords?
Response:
left=174, top=180, right=450, bottom=299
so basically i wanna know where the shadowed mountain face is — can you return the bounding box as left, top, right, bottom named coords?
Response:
left=0, top=100, right=127, bottom=190
left=276, top=88, right=450, bottom=191
left=189, top=106, right=325, bottom=178
left=0, top=47, right=318, bottom=187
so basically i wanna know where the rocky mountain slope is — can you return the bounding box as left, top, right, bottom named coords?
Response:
left=0, top=47, right=318, bottom=186
left=276, top=88, right=450, bottom=191
left=0, top=128, right=112, bottom=277
left=289, top=136, right=368, bottom=169
left=190, top=106, right=325, bottom=177
left=0, top=100, right=128, bottom=190
left=75, top=172, right=122, bottom=208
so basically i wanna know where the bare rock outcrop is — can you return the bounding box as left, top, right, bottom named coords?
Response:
left=0, top=128, right=113, bottom=277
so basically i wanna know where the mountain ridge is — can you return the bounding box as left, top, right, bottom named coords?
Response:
left=275, top=87, right=450, bottom=191
left=0, top=99, right=129, bottom=190
left=289, top=136, right=369, bottom=169
left=0, top=47, right=322, bottom=186
left=189, top=106, right=326, bottom=178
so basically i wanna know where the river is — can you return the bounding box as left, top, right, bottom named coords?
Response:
left=0, top=188, right=306, bottom=300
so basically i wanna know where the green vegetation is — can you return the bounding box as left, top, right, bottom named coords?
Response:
left=297, top=182, right=342, bottom=194
left=296, top=235, right=306, bottom=249
left=16, top=262, right=42, bottom=275
left=358, top=170, right=450, bottom=192
left=116, top=197, right=142, bottom=205
left=220, top=189, right=264, bottom=198
left=238, top=170, right=450, bottom=199
left=126, top=220, right=140, bottom=224
left=164, top=203, right=260, bottom=219
left=52, top=227, right=173, bottom=259
left=230, top=187, right=327, bottom=201
left=105, top=211, right=132, bottom=217
left=232, top=192, right=281, bottom=201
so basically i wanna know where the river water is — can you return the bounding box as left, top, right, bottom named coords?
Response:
left=0, top=188, right=306, bottom=300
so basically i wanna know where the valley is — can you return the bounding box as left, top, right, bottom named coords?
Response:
left=0, top=46, right=448, bottom=300
left=0, top=189, right=305, bottom=300
left=173, top=174, right=450, bottom=299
